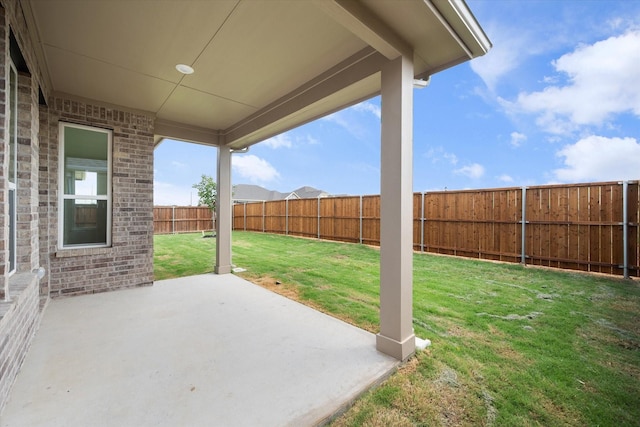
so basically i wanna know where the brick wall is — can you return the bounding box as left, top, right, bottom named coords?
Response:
left=0, top=4, right=8, bottom=298
left=0, top=0, right=47, bottom=413
left=0, top=274, right=39, bottom=411
left=0, top=0, right=156, bottom=413
left=37, top=103, right=50, bottom=308
left=16, top=72, right=40, bottom=274
left=40, top=98, right=155, bottom=297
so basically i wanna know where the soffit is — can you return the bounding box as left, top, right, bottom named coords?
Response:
left=23, top=0, right=489, bottom=148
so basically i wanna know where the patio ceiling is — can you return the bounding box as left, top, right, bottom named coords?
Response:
left=22, top=0, right=490, bottom=149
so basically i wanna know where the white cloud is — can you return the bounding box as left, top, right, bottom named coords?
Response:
left=263, top=134, right=292, bottom=149
left=498, top=174, right=514, bottom=183
left=553, top=135, right=640, bottom=182
left=322, top=100, right=380, bottom=140
left=454, top=163, right=485, bottom=179
left=352, top=101, right=381, bottom=119
left=304, top=134, right=319, bottom=145
left=154, top=181, right=196, bottom=206
left=510, top=132, right=527, bottom=147
left=171, top=160, right=186, bottom=168
left=470, top=22, right=541, bottom=91
left=512, top=30, right=640, bottom=133
left=322, top=111, right=361, bottom=138
left=232, top=154, right=280, bottom=183
left=425, top=146, right=458, bottom=165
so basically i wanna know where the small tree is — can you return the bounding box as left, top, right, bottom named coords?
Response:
left=193, top=175, right=217, bottom=231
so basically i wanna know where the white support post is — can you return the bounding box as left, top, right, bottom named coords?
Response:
left=215, top=146, right=232, bottom=274
left=376, top=55, right=415, bottom=361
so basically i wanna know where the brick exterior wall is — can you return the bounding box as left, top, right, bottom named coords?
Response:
left=0, top=0, right=47, bottom=413
left=0, top=4, right=8, bottom=298
left=0, top=0, right=155, bottom=412
left=0, top=273, right=39, bottom=412
left=40, top=99, right=155, bottom=297
left=16, top=72, right=40, bottom=275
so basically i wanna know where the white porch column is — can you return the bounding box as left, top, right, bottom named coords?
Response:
left=215, top=145, right=232, bottom=274
left=376, top=55, right=415, bottom=361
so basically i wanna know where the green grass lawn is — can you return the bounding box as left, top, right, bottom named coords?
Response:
left=154, top=231, right=640, bottom=426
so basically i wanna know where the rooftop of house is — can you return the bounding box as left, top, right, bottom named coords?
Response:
left=233, top=184, right=330, bottom=202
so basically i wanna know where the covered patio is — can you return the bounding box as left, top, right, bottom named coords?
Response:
left=1, top=274, right=398, bottom=426
left=0, top=0, right=490, bottom=419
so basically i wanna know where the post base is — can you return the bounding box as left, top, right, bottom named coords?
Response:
left=376, top=332, right=416, bottom=361
left=214, top=264, right=232, bottom=274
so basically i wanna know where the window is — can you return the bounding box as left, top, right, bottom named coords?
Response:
left=7, top=62, right=17, bottom=274
left=59, top=123, right=112, bottom=248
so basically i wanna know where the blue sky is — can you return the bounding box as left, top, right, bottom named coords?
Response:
left=154, top=0, right=640, bottom=206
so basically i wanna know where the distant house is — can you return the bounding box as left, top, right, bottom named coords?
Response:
left=294, top=186, right=331, bottom=199
left=233, top=184, right=329, bottom=203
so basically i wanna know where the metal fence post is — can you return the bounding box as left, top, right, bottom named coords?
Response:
left=359, top=195, right=363, bottom=245
left=521, top=187, right=527, bottom=265
left=420, top=192, right=425, bottom=252
left=262, top=201, right=265, bottom=233
left=317, top=197, right=321, bottom=240
left=286, top=199, right=289, bottom=235
left=623, top=181, right=629, bottom=279
left=172, top=205, right=176, bottom=234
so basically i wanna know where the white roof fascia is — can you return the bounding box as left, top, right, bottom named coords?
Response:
left=427, top=0, right=492, bottom=58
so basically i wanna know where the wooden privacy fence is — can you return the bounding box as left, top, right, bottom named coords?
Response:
left=233, top=181, right=640, bottom=278
left=154, top=206, right=213, bottom=234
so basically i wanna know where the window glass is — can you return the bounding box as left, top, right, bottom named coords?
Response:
left=60, top=123, right=111, bottom=248
left=63, top=199, right=108, bottom=246
left=64, top=127, right=108, bottom=196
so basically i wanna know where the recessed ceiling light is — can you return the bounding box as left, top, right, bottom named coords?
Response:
left=176, top=64, right=194, bottom=75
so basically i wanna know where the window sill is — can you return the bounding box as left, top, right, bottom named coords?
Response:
left=55, top=247, right=112, bottom=258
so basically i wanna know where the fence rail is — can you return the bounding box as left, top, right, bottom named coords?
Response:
left=154, top=206, right=213, bottom=234
left=232, top=181, right=640, bottom=278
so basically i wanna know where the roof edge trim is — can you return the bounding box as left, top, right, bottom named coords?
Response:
left=155, top=118, right=221, bottom=146
left=448, top=0, right=492, bottom=55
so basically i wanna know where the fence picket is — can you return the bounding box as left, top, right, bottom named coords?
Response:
left=158, top=181, right=639, bottom=277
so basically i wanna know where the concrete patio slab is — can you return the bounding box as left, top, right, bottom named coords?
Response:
left=0, top=274, right=398, bottom=427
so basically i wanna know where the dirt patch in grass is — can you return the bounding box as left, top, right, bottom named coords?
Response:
left=587, top=319, right=640, bottom=350
left=609, top=299, right=640, bottom=312
left=425, top=365, right=486, bottom=426
left=241, top=273, right=377, bottom=333
left=599, top=357, right=640, bottom=380
left=252, top=275, right=301, bottom=300
left=533, top=391, right=585, bottom=426
left=447, top=324, right=528, bottom=364
left=332, top=355, right=488, bottom=427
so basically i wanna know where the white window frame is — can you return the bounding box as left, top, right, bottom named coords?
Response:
left=58, top=122, right=112, bottom=249
left=7, top=60, right=17, bottom=277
